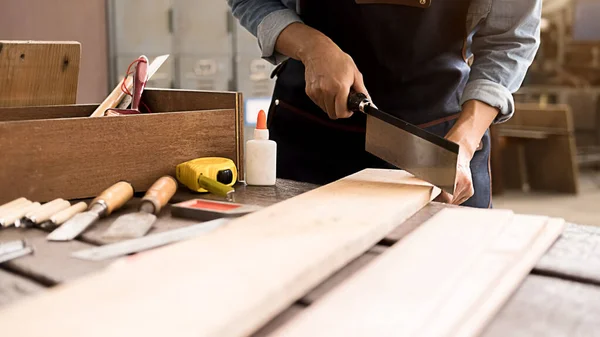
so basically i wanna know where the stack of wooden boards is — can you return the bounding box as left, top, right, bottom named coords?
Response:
left=0, top=169, right=565, bottom=337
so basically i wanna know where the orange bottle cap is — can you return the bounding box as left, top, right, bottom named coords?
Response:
left=256, top=110, right=267, bottom=129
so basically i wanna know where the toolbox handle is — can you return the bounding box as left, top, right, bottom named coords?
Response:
left=92, top=181, right=134, bottom=215
left=141, top=176, right=178, bottom=214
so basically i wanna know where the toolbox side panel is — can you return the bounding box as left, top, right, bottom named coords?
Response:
left=0, top=109, right=238, bottom=203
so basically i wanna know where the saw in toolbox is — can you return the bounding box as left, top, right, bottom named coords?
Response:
left=347, top=92, right=459, bottom=194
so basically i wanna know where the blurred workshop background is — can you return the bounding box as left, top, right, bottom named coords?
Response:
left=1, top=0, right=599, bottom=224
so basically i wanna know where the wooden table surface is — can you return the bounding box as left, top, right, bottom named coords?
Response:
left=1, top=179, right=600, bottom=336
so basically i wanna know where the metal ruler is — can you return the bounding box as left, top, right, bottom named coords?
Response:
left=72, top=218, right=230, bottom=261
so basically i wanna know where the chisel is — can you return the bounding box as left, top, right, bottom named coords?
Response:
left=40, top=202, right=88, bottom=230
left=16, top=198, right=71, bottom=228
left=73, top=218, right=229, bottom=261
left=0, top=202, right=41, bottom=228
left=0, top=240, right=33, bottom=264
left=348, top=92, right=459, bottom=194
left=0, top=198, right=31, bottom=219
left=47, top=182, right=134, bottom=241
left=102, top=176, right=178, bottom=241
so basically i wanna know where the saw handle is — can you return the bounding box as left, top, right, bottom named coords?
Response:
left=141, top=176, right=178, bottom=214
left=347, top=91, right=370, bottom=113
left=91, top=181, right=134, bottom=215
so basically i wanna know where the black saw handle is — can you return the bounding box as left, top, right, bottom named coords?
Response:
left=347, top=91, right=370, bottom=113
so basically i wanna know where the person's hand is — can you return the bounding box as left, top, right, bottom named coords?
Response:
left=435, top=143, right=475, bottom=205
left=435, top=100, right=498, bottom=206
left=299, top=40, right=369, bottom=119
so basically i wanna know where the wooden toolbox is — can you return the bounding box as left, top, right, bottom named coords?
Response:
left=0, top=89, right=244, bottom=203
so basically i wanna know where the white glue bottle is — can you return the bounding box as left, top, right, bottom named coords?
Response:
left=246, top=110, right=276, bottom=186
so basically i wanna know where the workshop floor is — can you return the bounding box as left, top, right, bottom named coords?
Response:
left=494, top=170, right=600, bottom=226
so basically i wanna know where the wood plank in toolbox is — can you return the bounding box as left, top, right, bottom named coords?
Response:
left=0, top=108, right=238, bottom=204
left=0, top=41, right=80, bottom=107
left=0, top=104, right=95, bottom=122
left=0, top=169, right=439, bottom=337
left=271, top=210, right=564, bottom=337
left=0, top=228, right=112, bottom=285
left=0, top=269, right=45, bottom=309
left=142, top=88, right=241, bottom=113
left=482, top=275, right=600, bottom=337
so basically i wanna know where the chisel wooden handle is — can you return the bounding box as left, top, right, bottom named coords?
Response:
left=50, top=202, right=88, bottom=225
left=0, top=197, right=29, bottom=211
left=1, top=202, right=41, bottom=227
left=28, top=199, right=71, bottom=224
left=0, top=199, right=31, bottom=218
left=91, top=181, right=134, bottom=216
left=141, top=176, right=178, bottom=214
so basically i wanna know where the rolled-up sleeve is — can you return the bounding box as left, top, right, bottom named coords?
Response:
left=462, top=0, right=542, bottom=123
left=227, top=0, right=302, bottom=64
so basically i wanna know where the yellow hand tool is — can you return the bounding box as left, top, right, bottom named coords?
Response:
left=176, top=157, right=237, bottom=195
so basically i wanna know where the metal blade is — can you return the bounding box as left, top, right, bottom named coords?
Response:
left=102, top=212, right=157, bottom=241
left=72, top=218, right=229, bottom=261
left=0, top=247, right=33, bottom=264
left=46, top=212, right=99, bottom=241
left=365, top=110, right=458, bottom=194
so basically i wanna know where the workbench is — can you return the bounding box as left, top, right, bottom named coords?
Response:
left=1, top=179, right=599, bottom=336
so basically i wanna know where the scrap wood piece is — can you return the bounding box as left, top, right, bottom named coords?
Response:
left=269, top=209, right=565, bottom=337
left=0, top=169, right=439, bottom=337
left=0, top=41, right=80, bottom=107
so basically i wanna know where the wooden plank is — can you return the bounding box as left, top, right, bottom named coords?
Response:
left=0, top=41, right=80, bottom=107
left=0, top=269, right=45, bottom=309
left=0, top=108, right=239, bottom=203
left=255, top=275, right=600, bottom=337
left=300, top=247, right=384, bottom=305
left=270, top=210, right=564, bottom=337
left=0, top=228, right=112, bottom=285
left=482, top=275, right=600, bottom=337
left=142, top=89, right=239, bottom=113
left=0, top=104, right=95, bottom=122
left=383, top=202, right=451, bottom=243
left=0, top=169, right=439, bottom=337
left=535, top=223, right=600, bottom=284
left=252, top=305, right=305, bottom=337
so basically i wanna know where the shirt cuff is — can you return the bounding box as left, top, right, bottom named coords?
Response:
left=460, top=79, right=515, bottom=124
left=257, top=9, right=303, bottom=65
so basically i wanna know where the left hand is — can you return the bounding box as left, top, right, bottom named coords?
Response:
left=435, top=138, right=476, bottom=205
left=434, top=100, right=498, bottom=205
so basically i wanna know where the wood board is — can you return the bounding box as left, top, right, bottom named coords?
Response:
left=269, top=209, right=565, bottom=337
left=0, top=41, right=80, bottom=107
left=0, top=169, right=439, bottom=337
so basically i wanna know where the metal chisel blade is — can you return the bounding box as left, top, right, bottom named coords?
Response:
left=72, top=218, right=229, bottom=261
left=0, top=247, right=33, bottom=264
left=46, top=212, right=99, bottom=241
left=365, top=108, right=459, bottom=194
left=102, top=212, right=157, bottom=241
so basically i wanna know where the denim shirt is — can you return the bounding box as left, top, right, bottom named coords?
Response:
left=227, top=0, right=541, bottom=123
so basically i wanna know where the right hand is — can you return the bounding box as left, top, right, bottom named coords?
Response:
left=299, top=40, right=369, bottom=120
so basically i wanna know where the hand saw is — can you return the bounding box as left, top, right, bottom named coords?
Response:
left=348, top=92, right=459, bottom=194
